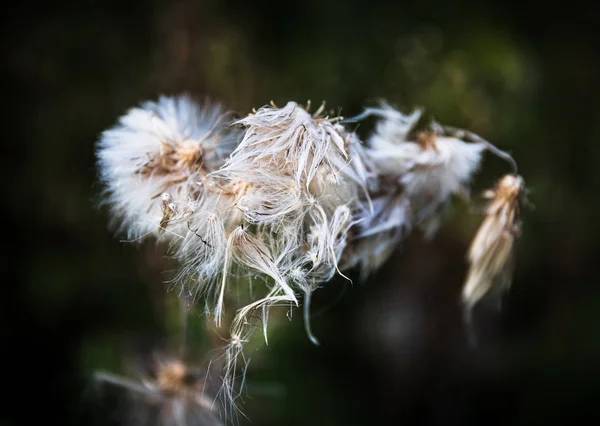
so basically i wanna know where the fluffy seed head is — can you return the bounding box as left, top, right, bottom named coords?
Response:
left=94, top=356, right=222, bottom=426
left=97, top=95, right=240, bottom=241
left=343, top=102, right=492, bottom=277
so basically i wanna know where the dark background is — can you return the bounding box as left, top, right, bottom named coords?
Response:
left=4, top=0, right=600, bottom=425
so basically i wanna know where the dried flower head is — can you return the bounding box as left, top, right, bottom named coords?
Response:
left=462, top=174, right=526, bottom=311
left=97, top=95, right=241, bottom=241
left=205, top=101, right=368, bottom=324
left=343, top=101, right=522, bottom=278
left=342, top=102, right=489, bottom=276
left=95, top=356, right=222, bottom=426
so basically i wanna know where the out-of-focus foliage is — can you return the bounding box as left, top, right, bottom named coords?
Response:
left=5, top=0, right=600, bottom=425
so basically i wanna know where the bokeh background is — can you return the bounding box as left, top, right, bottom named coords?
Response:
left=5, top=0, right=600, bottom=425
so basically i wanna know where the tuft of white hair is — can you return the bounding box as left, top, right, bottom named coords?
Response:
left=343, top=102, right=489, bottom=276
left=97, top=95, right=241, bottom=242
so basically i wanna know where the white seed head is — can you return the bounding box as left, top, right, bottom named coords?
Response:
left=97, top=95, right=241, bottom=242
left=343, top=102, right=494, bottom=277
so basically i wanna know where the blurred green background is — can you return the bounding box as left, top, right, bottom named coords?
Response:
left=5, top=0, right=600, bottom=425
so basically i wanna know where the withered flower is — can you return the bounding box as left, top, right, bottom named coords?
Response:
left=462, top=174, right=526, bottom=311
left=95, top=356, right=222, bottom=426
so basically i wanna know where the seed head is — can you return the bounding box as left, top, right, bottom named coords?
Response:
left=96, top=95, right=241, bottom=242
left=462, top=174, right=526, bottom=311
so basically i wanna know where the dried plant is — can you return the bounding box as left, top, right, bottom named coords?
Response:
left=97, top=95, right=241, bottom=243
left=96, top=94, right=524, bottom=424
left=95, top=355, right=223, bottom=426
left=462, top=174, right=526, bottom=312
